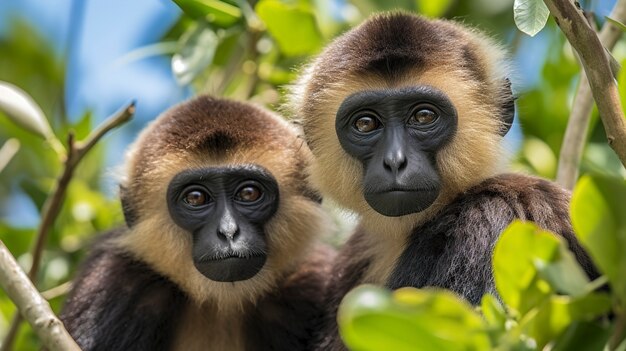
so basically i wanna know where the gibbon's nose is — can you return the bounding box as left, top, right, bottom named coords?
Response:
left=384, top=149, right=407, bottom=176
left=383, top=130, right=408, bottom=176
left=218, top=208, right=239, bottom=240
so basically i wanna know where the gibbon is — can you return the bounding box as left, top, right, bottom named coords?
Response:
left=287, top=12, right=598, bottom=350
left=61, top=96, right=334, bottom=351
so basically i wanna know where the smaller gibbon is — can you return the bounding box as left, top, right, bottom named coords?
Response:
left=60, top=96, right=334, bottom=351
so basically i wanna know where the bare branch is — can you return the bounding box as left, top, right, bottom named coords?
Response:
left=1, top=101, right=135, bottom=351
left=0, top=241, right=80, bottom=351
left=553, top=0, right=626, bottom=189
left=74, top=101, right=135, bottom=160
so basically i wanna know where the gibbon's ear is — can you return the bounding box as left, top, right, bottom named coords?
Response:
left=500, top=78, right=515, bottom=137
left=120, top=185, right=137, bottom=228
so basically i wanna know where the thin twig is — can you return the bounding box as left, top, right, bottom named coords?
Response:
left=74, top=101, right=135, bottom=156
left=40, top=281, right=73, bottom=301
left=1, top=101, right=135, bottom=351
left=611, top=311, right=626, bottom=350
left=0, top=241, right=80, bottom=351
left=557, top=0, right=626, bottom=189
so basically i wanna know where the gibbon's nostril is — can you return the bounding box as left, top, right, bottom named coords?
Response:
left=383, top=151, right=408, bottom=175
left=218, top=209, right=239, bottom=240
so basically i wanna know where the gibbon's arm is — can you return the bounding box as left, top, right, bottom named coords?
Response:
left=61, top=231, right=185, bottom=351
left=387, top=173, right=598, bottom=304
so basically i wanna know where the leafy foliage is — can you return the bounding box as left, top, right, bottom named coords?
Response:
left=338, top=174, right=624, bottom=350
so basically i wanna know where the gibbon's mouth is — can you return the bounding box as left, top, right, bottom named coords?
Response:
left=364, top=188, right=440, bottom=217
left=194, top=254, right=267, bottom=282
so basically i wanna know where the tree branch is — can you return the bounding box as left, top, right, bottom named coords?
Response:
left=0, top=241, right=80, bottom=351
left=1, top=101, right=135, bottom=351
left=549, top=0, right=626, bottom=189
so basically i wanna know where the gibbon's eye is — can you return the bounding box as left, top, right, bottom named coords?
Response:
left=183, top=190, right=209, bottom=207
left=354, top=115, right=380, bottom=133
left=236, top=185, right=262, bottom=203
left=411, top=107, right=439, bottom=125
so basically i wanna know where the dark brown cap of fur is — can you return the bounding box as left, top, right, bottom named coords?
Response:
left=134, top=96, right=296, bottom=169
left=312, top=12, right=487, bottom=81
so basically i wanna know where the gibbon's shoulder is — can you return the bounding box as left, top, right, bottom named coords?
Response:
left=61, top=230, right=185, bottom=351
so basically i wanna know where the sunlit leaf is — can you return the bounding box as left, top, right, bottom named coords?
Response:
left=256, top=0, right=323, bottom=57
left=493, top=221, right=559, bottom=315
left=0, top=81, right=54, bottom=140
left=571, top=175, right=626, bottom=301
left=522, top=137, right=557, bottom=179
left=172, top=0, right=241, bottom=27
left=481, top=294, right=506, bottom=330
left=172, top=21, right=219, bottom=85
left=416, top=0, right=454, bottom=18
left=527, top=293, right=611, bottom=349
left=533, top=243, right=590, bottom=297
left=513, top=0, right=549, bottom=37
left=338, top=285, right=490, bottom=351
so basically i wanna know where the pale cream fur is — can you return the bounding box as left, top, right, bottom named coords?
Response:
left=172, top=302, right=244, bottom=351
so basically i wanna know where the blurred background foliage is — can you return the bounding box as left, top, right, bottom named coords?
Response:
left=0, top=0, right=625, bottom=349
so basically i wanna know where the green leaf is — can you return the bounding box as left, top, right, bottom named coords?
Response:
left=551, top=321, right=611, bottom=351
left=533, top=242, right=590, bottom=297
left=527, top=294, right=611, bottom=349
left=172, top=0, right=241, bottom=27
left=521, top=137, right=557, bottom=179
left=480, top=294, right=507, bottom=330
left=606, top=16, right=626, bottom=32
left=571, top=175, right=626, bottom=302
left=255, top=0, right=323, bottom=57
left=513, top=0, right=550, bottom=37
left=416, top=0, right=454, bottom=18
left=493, top=221, right=559, bottom=316
left=338, top=285, right=490, bottom=351
left=172, top=21, right=219, bottom=85
left=0, top=81, right=54, bottom=140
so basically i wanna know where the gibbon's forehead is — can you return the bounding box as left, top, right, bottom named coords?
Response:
left=316, top=12, right=486, bottom=82
left=132, top=96, right=300, bottom=175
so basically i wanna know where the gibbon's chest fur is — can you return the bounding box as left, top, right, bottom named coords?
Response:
left=172, top=303, right=245, bottom=351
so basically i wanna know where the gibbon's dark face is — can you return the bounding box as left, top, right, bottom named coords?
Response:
left=336, top=85, right=457, bottom=216
left=167, top=164, right=279, bottom=282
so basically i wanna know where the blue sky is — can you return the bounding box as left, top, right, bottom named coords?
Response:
left=0, top=0, right=191, bottom=157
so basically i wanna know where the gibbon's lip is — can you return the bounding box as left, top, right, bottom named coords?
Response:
left=364, top=188, right=439, bottom=217
left=194, top=254, right=267, bottom=282
left=199, top=251, right=264, bottom=262
left=369, top=187, right=435, bottom=194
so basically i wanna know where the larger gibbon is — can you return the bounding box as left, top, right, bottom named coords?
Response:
left=60, top=96, right=334, bottom=351
left=287, top=12, right=598, bottom=350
